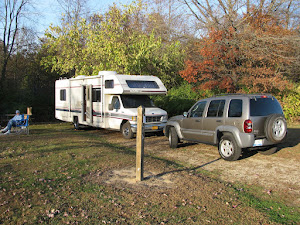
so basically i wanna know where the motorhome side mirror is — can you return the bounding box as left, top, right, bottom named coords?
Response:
left=183, top=112, right=188, bottom=117
left=109, top=104, right=113, bottom=110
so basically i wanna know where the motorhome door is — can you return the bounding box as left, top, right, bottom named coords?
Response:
left=108, top=96, right=122, bottom=130
left=82, top=85, right=93, bottom=123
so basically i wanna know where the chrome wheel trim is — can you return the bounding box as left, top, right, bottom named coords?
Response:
left=272, top=118, right=286, bottom=139
left=220, top=140, right=234, bottom=157
left=123, top=127, right=130, bottom=137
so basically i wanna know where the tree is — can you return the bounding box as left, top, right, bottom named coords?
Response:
left=0, top=0, right=30, bottom=92
left=180, top=7, right=299, bottom=94
left=56, top=0, right=89, bottom=21
left=42, top=1, right=185, bottom=88
left=182, top=0, right=300, bottom=31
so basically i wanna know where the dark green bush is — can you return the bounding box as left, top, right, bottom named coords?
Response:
left=153, top=83, right=300, bottom=122
left=153, top=82, right=206, bottom=117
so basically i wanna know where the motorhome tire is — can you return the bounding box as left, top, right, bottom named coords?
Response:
left=121, top=121, right=133, bottom=139
left=73, top=117, right=79, bottom=130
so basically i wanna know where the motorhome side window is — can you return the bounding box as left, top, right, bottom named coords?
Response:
left=105, top=80, right=114, bottom=88
left=126, top=80, right=159, bottom=89
left=92, top=88, right=101, bottom=102
left=60, top=89, right=66, bottom=101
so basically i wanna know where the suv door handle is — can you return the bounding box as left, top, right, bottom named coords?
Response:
left=195, top=120, right=201, bottom=122
left=216, top=120, right=222, bottom=122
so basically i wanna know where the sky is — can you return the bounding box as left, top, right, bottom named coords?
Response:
left=35, top=0, right=134, bottom=36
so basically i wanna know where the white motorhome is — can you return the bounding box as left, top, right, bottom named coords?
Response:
left=55, top=71, right=168, bottom=138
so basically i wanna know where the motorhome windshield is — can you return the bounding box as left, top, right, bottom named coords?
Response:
left=121, top=95, right=155, bottom=108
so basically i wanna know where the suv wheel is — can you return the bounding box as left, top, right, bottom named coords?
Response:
left=168, top=127, right=179, bottom=148
left=264, top=114, right=287, bottom=143
left=218, top=134, right=241, bottom=161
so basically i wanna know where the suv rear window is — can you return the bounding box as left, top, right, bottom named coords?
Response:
left=250, top=98, right=283, bottom=116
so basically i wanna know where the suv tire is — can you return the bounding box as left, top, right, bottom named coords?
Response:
left=218, top=134, right=241, bottom=161
left=169, top=127, right=179, bottom=148
left=121, top=121, right=134, bottom=139
left=264, top=114, right=287, bottom=143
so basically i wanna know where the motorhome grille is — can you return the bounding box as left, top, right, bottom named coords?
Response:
left=146, top=116, right=161, bottom=123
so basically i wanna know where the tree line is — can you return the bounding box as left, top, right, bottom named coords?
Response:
left=0, top=0, right=299, bottom=121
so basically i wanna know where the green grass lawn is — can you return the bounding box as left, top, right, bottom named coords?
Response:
left=0, top=123, right=299, bottom=224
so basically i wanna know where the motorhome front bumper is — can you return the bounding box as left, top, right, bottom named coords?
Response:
left=131, top=123, right=166, bottom=133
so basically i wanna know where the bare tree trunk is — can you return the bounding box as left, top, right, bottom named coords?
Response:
left=0, top=0, right=28, bottom=91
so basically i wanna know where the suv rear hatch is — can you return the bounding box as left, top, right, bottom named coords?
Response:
left=249, top=96, right=284, bottom=138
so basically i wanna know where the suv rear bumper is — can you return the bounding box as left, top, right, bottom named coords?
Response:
left=237, top=133, right=274, bottom=148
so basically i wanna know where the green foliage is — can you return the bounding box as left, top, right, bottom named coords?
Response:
left=41, top=2, right=185, bottom=89
left=279, top=86, right=300, bottom=122
left=154, top=82, right=300, bottom=122
left=153, top=82, right=208, bottom=117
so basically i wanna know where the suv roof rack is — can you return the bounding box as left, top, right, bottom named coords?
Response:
left=214, top=93, right=271, bottom=97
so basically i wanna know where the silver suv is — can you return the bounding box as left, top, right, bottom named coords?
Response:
left=164, top=94, right=287, bottom=161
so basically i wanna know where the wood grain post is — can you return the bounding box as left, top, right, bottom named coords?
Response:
left=136, top=106, right=145, bottom=182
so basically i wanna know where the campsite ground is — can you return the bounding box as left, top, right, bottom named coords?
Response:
left=0, top=123, right=299, bottom=224
left=104, top=124, right=300, bottom=208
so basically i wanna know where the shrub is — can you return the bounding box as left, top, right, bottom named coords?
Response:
left=153, top=82, right=205, bottom=117
left=278, top=86, right=300, bottom=122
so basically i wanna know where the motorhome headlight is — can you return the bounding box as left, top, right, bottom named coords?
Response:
left=161, top=115, right=168, bottom=121
left=131, top=116, right=137, bottom=121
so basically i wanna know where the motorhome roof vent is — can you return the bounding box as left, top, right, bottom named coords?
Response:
left=98, top=71, right=117, bottom=76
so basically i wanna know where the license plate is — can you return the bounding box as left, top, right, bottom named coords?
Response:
left=253, top=139, right=263, bottom=147
left=152, top=126, right=158, bottom=130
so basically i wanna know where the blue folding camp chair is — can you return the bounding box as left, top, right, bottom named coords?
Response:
left=15, top=114, right=30, bottom=134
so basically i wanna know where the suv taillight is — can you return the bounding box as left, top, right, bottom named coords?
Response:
left=244, top=120, right=253, bottom=133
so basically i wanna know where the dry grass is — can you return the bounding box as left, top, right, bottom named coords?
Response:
left=0, top=123, right=299, bottom=224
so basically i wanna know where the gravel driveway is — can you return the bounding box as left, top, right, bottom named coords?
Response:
left=100, top=126, right=300, bottom=207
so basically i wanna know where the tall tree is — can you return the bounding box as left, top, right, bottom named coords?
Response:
left=42, top=2, right=185, bottom=88
left=0, top=0, right=29, bottom=91
left=182, top=0, right=300, bottom=31
left=180, top=7, right=299, bottom=94
left=56, top=0, right=89, bottom=23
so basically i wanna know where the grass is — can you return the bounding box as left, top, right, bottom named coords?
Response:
left=0, top=123, right=299, bottom=224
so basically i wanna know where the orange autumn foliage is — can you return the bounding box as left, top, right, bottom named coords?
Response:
left=180, top=8, right=296, bottom=94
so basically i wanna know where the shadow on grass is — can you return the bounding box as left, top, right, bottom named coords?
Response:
left=278, top=128, right=300, bottom=149
left=144, top=158, right=221, bottom=180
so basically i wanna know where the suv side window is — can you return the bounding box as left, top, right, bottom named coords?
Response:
left=228, top=99, right=243, bottom=117
left=190, top=101, right=207, bottom=118
left=207, top=100, right=225, bottom=117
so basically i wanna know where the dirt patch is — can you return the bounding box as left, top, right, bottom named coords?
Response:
left=104, top=167, right=176, bottom=188
left=98, top=127, right=300, bottom=207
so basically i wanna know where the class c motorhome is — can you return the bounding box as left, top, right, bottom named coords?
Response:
left=55, top=71, right=168, bottom=138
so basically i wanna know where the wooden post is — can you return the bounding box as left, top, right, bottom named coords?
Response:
left=136, top=106, right=145, bottom=182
